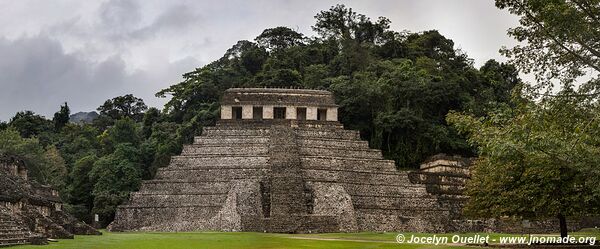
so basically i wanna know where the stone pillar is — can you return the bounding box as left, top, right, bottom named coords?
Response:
left=327, top=107, right=338, bottom=121
left=306, top=107, right=318, bottom=120
left=286, top=106, right=297, bottom=120
left=221, top=105, right=232, bottom=120
left=242, top=105, right=252, bottom=119
left=263, top=105, right=274, bottom=119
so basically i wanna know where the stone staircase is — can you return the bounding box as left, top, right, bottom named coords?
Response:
left=109, top=126, right=272, bottom=231
left=110, top=124, right=467, bottom=233
left=293, top=126, right=457, bottom=232
left=0, top=212, right=30, bottom=247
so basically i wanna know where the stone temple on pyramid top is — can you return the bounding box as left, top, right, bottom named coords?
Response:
left=108, top=88, right=473, bottom=233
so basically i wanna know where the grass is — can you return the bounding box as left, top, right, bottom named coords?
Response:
left=12, top=229, right=600, bottom=249
left=12, top=231, right=465, bottom=249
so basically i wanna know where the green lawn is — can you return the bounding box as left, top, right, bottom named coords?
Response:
left=13, top=231, right=465, bottom=249
left=13, top=229, right=599, bottom=249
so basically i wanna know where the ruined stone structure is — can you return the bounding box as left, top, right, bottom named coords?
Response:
left=409, top=154, right=600, bottom=234
left=0, top=156, right=100, bottom=246
left=110, top=88, right=477, bottom=233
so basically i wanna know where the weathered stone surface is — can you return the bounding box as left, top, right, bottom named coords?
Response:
left=0, top=156, right=100, bottom=247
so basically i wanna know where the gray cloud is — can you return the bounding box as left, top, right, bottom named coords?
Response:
left=130, top=4, right=203, bottom=40
left=0, top=34, right=198, bottom=121
left=99, top=0, right=142, bottom=29
left=0, top=35, right=126, bottom=120
left=95, top=0, right=203, bottom=42
left=0, top=0, right=518, bottom=121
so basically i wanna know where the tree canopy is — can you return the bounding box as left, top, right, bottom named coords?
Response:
left=448, top=91, right=600, bottom=237
left=446, top=0, right=600, bottom=237
left=97, top=94, right=148, bottom=122
left=497, top=0, right=600, bottom=94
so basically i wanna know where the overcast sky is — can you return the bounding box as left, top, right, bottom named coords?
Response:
left=0, top=0, right=519, bottom=121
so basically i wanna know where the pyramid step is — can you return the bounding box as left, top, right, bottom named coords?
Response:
left=202, top=127, right=270, bottom=136
left=114, top=205, right=221, bottom=229
left=139, top=181, right=232, bottom=194
left=303, top=169, right=408, bottom=185
left=0, top=224, right=20, bottom=230
left=295, top=128, right=360, bottom=140
left=129, top=193, right=227, bottom=207
left=0, top=238, right=29, bottom=244
left=351, top=195, right=441, bottom=210
left=170, top=155, right=269, bottom=168
left=0, top=233, right=28, bottom=239
left=300, top=156, right=397, bottom=172
left=156, top=168, right=269, bottom=181
left=193, top=136, right=269, bottom=145
left=181, top=145, right=268, bottom=155
left=298, top=138, right=369, bottom=149
left=408, top=172, right=469, bottom=185
left=299, top=147, right=382, bottom=159
left=342, top=183, right=428, bottom=196
left=0, top=242, right=30, bottom=247
left=118, top=204, right=222, bottom=210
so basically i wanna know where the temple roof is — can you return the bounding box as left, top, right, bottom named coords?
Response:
left=221, top=88, right=337, bottom=107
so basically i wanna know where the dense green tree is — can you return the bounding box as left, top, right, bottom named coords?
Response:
left=255, top=26, right=305, bottom=51
left=67, top=154, right=97, bottom=222
left=55, top=124, right=100, bottom=169
left=444, top=0, right=600, bottom=238
left=53, top=102, right=70, bottom=131
left=448, top=91, right=600, bottom=237
left=140, top=122, right=182, bottom=179
left=0, top=128, right=49, bottom=183
left=99, top=118, right=140, bottom=154
left=91, top=114, right=115, bottom=131
left=97, top=94, right=148, bottom=122
left=496, top=0, right=600, bottom=93
left=90, top=143, right=142, bottom=226
left=313, top=4, right=390, bottom=44
left=9, top=111, right=53, bottom=139
left=330, top=58, right=480, bottom=166
left=257, top=68, right=302, bottom=87
left=222, top=40, right=269, bottom=75
left=303, top=64, right=330, bottom=89
left=43, top=145, right=68, bottom=193
left=479, top=60, right=521, bottom=104
left=142, top=107, right=161, bottom=139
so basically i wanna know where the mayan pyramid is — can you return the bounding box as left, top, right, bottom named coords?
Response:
left=108, top=88, right=469, bottom=233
